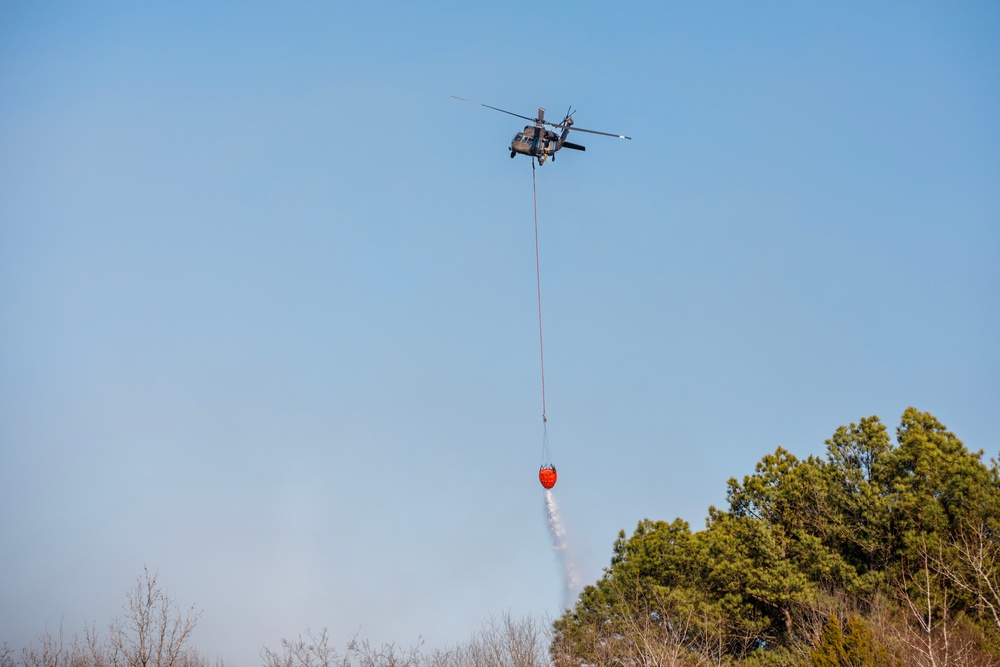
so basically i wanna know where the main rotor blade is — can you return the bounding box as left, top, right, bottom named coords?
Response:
left=562, top=125, right=632, bottom=140
left=451, top=96, right=537, bottom=123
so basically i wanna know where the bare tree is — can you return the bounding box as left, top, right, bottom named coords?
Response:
left=4, top=570, right=221, bottom=667
left=82, top=622, right=111, bottom=667
left=549, top=579, right=775, bottom=667
left=427, top=613, right=548, bottom=667
left=933, top=518, right=1000, bottom=634
left=20, top=620, right=75, bottom=667
left=889, top=540, right=981, bottom=667
left=260, top=628, right=348, bottom=667
left=347, top=636, right=422, bottom=667
left=105, top=567, right=202, bottom=667
left=261, top=629, right=423, bottom=667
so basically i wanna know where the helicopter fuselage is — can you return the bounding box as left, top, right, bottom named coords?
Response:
left=511, top=125, right=563, bottom=164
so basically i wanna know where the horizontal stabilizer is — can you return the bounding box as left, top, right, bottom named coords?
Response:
left=562, top=141, right=586, bottom=151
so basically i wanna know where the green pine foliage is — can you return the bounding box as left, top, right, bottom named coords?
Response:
left=810, top=613, right=896, bottom=667
left=552, top=408, right=1000, bottom=666
left=810, top=613, right=847, bottom=667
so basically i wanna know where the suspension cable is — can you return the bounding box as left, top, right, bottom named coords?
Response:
left=532, top=158, right=547, bottom=425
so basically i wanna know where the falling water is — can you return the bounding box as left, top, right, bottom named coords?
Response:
left=544, top=489, right=580, bottom=610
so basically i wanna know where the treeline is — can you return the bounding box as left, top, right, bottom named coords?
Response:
left=7, top=408, right=997, bottom=667
left=2, top=568, right=553, bottom=667
left=551, top=407, right=1000, bottom=666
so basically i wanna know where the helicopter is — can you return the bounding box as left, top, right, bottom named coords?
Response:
left=451, top=96, right=631, bottom=165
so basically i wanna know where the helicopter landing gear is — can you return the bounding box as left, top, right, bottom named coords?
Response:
left=510, top=150, right=516, bottom=158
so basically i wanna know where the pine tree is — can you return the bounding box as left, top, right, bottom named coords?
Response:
left=843, top=614, right=874, bottom=666
left=811, top=612, right=895, bottom=667
left=811, top=613, right=847, bottom=667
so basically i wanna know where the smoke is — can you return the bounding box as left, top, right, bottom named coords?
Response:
left=544, top=489, right=580, bottom=610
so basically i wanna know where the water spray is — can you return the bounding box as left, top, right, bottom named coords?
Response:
left=544, top=488, right=580, bottom=610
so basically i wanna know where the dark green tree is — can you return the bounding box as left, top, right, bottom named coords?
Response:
left=810, top=613, right=847, bottom=667
left=811, top=613, right=895, bottom=667
left=886, top=408, right=993, bottom=540
left=823, top=416, right=894, bottom=590
left=552, top=409, right=1000, bottom=665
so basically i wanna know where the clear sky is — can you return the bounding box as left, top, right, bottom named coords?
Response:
left=2, top=2, right=998, bottom=664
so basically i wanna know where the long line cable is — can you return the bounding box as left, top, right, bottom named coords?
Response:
left=532, top=158, right=547, bottom=426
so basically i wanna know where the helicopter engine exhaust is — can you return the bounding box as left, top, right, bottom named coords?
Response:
left=562, top=142, right=586, bottom=152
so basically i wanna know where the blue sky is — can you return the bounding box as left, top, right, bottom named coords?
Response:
left=2, top=2, right=998, bottom=664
